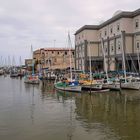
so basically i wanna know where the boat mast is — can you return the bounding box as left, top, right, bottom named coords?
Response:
left=31, top=45, right=34, bottom=75
left=101, top=38, right=109, bottom=83
left=68, top=32, right=72, bottom=82
left=121, top=31, right=127, bottom=83
left=138, top=46, right=140, bottom=73
left=136, top=34, right=140, bottom=73
left=88, top=42, right=92, bottom=81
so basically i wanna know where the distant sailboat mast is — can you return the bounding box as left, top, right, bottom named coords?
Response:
left=19, top=56, right=22, bottom=67
left=31, top=45, right=34, bottom=75
left=12, top=56, right=16, bottom=67
left=8, top=56, right=11, bottom=67
left=68, top=32, right=72, bottom=81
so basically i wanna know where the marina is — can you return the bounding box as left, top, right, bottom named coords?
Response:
left=0, top=1, right=140, bottom=139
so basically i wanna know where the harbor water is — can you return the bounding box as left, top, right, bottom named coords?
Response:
left=0, top=76, right=140, bottom=140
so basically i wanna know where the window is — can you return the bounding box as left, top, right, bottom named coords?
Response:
left=117, top=23, right=120, bottom=31
left=104, top=29, right=107, bottom=36
left=111, top=45, right=114, bottom=52
left=100, top=32, right=101, bottom=38
left=52, top=51, right=54, bottom=54
left=57, top=51, right=59, bottom=54
left=110, top=27, right=113, bottom=34
left=135, top=19, right=139, bottom=29
left=136, top=41, right=140, bottom=49
left=118, top=41, right=121, bottom=50
left=104, top=45, right=108, bottom=53
left=65, top=51, right=67, bottom=55
left=105, top=47, right=108, bottom=53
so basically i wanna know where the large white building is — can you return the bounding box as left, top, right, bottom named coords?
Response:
left=75, top=9, right=140, bottom=72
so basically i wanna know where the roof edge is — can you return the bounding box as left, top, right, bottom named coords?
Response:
left=75, top=8, right=140, bottom=35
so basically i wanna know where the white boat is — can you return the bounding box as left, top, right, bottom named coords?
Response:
left=10, top=68, right=18, bottom=77
left=121, top=82, right=140, bottom=90
left=120, top=32, right=140, bottom=90
left=120, top=77, right=140, bottom=90
left=10, top=73, right=19, bottom=77
left=102, top=82, right=121, bottom=90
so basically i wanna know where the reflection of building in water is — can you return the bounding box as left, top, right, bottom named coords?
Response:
left=75, top=92, right=140, bottom=139
left=55, top=91, right=78, bottom=139
left=40, top=81, right=56, bottom=101
left=30, top=86, right=35, bottom=125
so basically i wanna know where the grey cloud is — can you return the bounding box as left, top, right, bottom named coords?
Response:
left=0, top=0, right=139, bottom=65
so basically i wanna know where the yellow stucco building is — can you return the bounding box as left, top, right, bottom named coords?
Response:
left=33, top=48, right=75, bottom=71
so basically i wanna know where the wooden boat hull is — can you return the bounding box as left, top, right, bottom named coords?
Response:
left=82, top=84, right=102, bottom=91
left=88, top=89, right=110, bottom=93
left=103, top=83, right=121, bottom=90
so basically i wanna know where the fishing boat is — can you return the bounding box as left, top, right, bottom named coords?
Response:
left=0, top=69, right=4, bottom=75
left=10, top=67, right=18, bottom=77
left=80, top=43, right=103, bottom=91
left=24, top=74, right=40, bottom=84
left=54, top=33, right=81, bottom=92
left=24, top=46, right=40, bottom=84
left=100, top=38, right=121, bottom=91
left=120, top=31, right=140, bottom=90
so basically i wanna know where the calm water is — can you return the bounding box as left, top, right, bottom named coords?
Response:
left=0, top=76, right=140, bottom=140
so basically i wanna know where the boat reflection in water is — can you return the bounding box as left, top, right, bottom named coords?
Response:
left=57, top=90, right=140, bottom=140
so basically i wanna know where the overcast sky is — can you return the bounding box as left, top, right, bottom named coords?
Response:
left=0, top=0, right=139, bottom=65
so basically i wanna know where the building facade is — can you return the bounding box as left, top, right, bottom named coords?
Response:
left=75, top=9, right=140, bottom=72
left=33, top=48, right=75, bottom=70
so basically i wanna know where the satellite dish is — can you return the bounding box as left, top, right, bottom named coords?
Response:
left=113, top=10, right=122, bottom=17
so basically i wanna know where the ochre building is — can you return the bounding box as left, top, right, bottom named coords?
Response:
left=33, top=48, right=75, bottom=70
